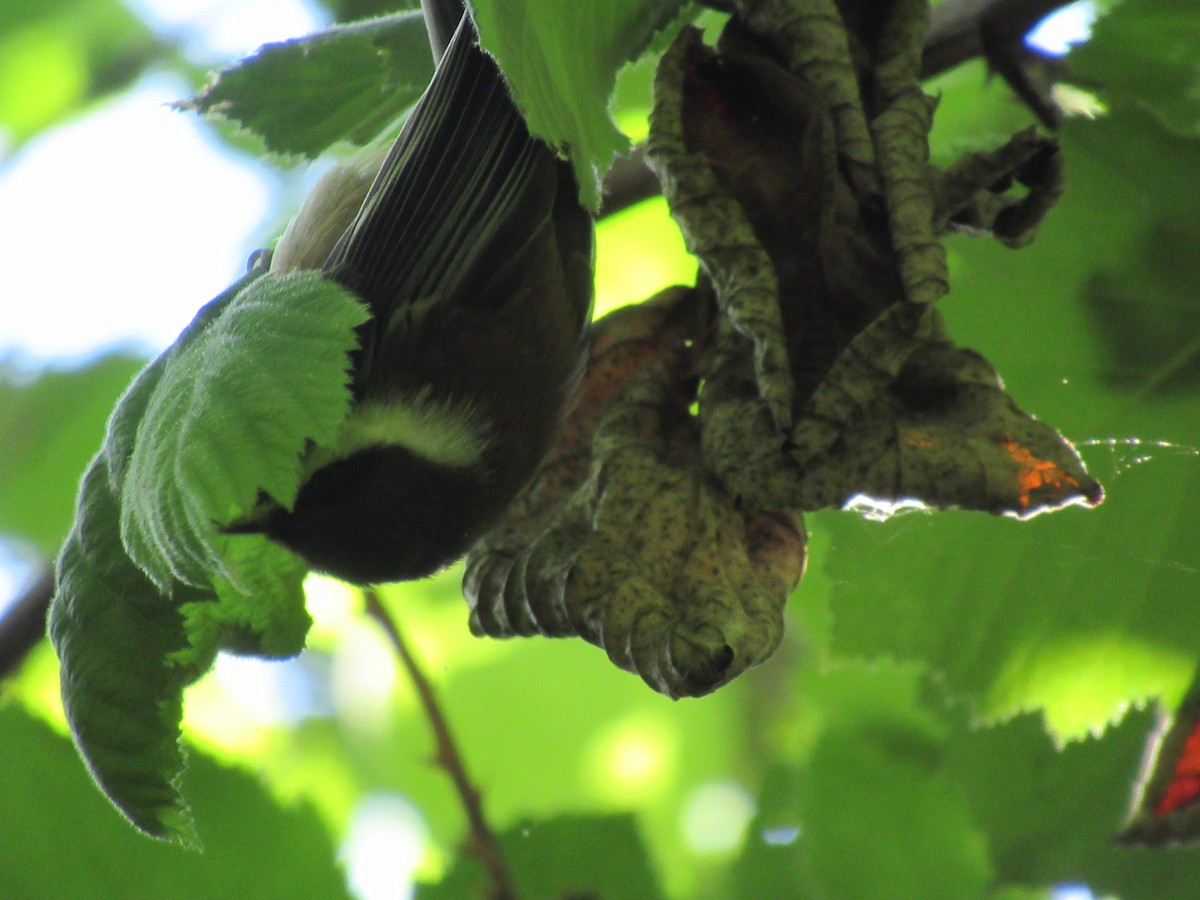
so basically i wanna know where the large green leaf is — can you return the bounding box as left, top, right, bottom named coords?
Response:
left=49, top=270, right=367, bottom=842
left=50, top=456, right=212, bottom=845
left=0, top=706, right=349, bottom=898
left=118, top=271, right=367, bottom=592
left=469, top=0, right=694, bottom=209
left=730, top=661, right=993, bottom=900
left=948, top=707, right=1200, bottom=898
left=731, top=663, right=1200, bottom=898
left=180, top=12, right=433, bottom=157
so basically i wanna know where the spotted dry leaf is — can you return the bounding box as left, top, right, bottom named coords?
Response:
left=789, top=307, right=1103, bottom=514
left=465, top=288, right=805, bottom=698
left=1119, top=669, right=1200, bottom=847
left=649, top=23, right=904, bottom=506
left=649, top=9, right=1099, bottom=520
left=646, top=26, right=797, bottom=435
left=738, top=0, right=880, bottom=196
left=934, top=127, right=1065, bottom=248
left=466, top=1, right=1099, bottom=699
left=465, top=287, right=695, bottom=580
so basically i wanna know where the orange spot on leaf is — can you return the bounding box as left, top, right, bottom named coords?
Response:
left=1002, top=437, right=1081, bottom=509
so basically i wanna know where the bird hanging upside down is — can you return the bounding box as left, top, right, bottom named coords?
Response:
left=229, top=4, right=595, bottom=584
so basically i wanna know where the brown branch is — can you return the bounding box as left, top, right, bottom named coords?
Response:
left=925, top=0, right=1079, bottom=127
left=597, top=0, right=1081, bottom=217
left=922, top=0, right=1077, bottom=77
left=0, top=565, right=53, bottom=684
left=364, top=589, right=516, bottom=900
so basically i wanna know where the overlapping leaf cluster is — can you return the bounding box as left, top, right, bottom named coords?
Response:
left=48, top=268, right=367, bottom=843
left=465, top=0, right=1101, bottom=698
left=11, top=0, right=1200, bottom=895
left=466, top=289, right=806, bottom=698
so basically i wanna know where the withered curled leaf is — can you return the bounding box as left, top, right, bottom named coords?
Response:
left=650, top=10, right=1099, bottom=520
left=737, top=0, right=880, bottom=197
left=464, top=1, right=1101, bottom=700
left=789, top=308, right=1103, bottom=515
left=646, top=26, right=797, bottom=436
left=465, top=288, right=806, bottom=698
left=934, top=127, right=1065, bottom=247
left=1119, top=669, right=1200, bottom=847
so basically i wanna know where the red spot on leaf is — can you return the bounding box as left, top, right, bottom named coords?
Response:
left=1156, top=719, right=1200, bottom=817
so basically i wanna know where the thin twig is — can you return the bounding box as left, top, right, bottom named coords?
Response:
left=364, top=589, right=517, bottom=900
left=921, top=0, right=1076, bottom=77
left=0, top=565, right=53, bottom=684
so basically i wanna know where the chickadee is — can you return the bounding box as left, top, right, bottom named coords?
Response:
left=231, top=6, right=595, bottom=584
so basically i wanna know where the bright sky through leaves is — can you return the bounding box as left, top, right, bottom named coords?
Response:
left=0, top=0, right=321, bottom=609
left=0, top=0, right=324, bottom=366
left=1028, top=2, right=1097, bottom=55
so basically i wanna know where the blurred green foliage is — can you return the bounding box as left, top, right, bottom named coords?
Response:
left=0, top=0, right=171, bottom=148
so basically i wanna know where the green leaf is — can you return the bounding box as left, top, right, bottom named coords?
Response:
left=730, top=661, right=993, bottom=900
left=48, top=458, right=310, bottom=844
left=49, top=456, right=211, bottom=845
left=105, top=269, right=264, bottom=494
left=800, top=731, right=991, bottom=900
left=469, top=0, right=694, bottom=210
left=730, top=661, right=1200, bottom=898
left=179, top=535, right=311, bottom=662
left=0, top=707, right=349, bottom=898
left=948, top=707, right=1200, bottom=899
left=49, top=270, right=366, bottom=842
left=119, top=271, right=368, bottom=592
left=180, top=12, right=433, bottom=158
left=419, top=813, right=664, bottom=899
left=793, top=663, right=992, bottom=900
left=819, top=445, right=1200, bottom=740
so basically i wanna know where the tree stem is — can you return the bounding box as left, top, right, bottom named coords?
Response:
left=0, top=565, right=53, bottom=684
left=364, top=589, right=517, bottom=900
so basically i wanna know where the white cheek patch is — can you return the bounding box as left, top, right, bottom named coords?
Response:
left=331, top=388, right=491, bottom=469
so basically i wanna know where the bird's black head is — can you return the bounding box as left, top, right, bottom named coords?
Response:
left=257, top=443, right=504, bottom=584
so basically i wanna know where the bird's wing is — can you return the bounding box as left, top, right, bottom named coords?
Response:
left=324, top=14, right=561, bottom=363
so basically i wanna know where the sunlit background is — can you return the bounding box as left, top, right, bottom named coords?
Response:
left=0, top=2, right=1098, bottom=897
